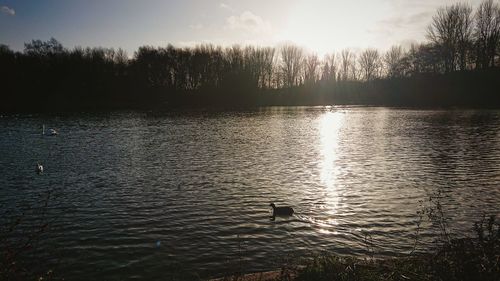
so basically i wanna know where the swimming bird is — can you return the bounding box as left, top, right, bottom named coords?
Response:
left=270, top=203, right=294, bottom=217
left=36, top=163, right=43, bottom=174
left=42, top=125, right=58, bottom=136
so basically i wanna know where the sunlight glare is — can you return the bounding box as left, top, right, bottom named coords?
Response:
left=278, top=1, right=391, bottom=55
left=319, top=110, right=344, bottom=188
left=318, top=109, right=345, bottom=216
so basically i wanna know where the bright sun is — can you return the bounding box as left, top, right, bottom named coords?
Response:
left=277, top=0, right=391, bottom=56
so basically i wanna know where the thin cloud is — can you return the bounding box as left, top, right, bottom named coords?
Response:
left=384, top=0, right=484, bottom=11
left=366, top=10, right=435, bottom=50
left=378, top=11, right=433, bottom=29
left=220, top=3, right=234, bottom=12
left=1, top=5, right=15, bottom=16
left=225, top=11, right=271, bottom=34
left=368, top=11, right=433, bottom=39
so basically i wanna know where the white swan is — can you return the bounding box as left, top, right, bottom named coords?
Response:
left=36, top=163, right=43, bottom=174
left=42, top=125, right=58, bottom=136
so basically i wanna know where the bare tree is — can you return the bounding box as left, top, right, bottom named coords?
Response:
left=114, top=48, right=128, bottom=65
left=474, top=0, right=500, bottom=68
left=262, top=47, right=275, bottom=88
left=384, top=45, right=405, bottom=78
left=457, top=4, right=474, bottom=70
left=426, top=3, right=474, bottom=71
left=339, top=49, right=354, bottom=81
left=405, top=43, right=442, bottom=75
left=244, top=46, right=262, bottom=88
left=427, top=4, right=460, bottom=72
left=359, top=49, right=381, bottom=81
left=24, top=38, right=65, bottom=56
left=280, top=44, right=304, bottom=88
left=225, top=45, right=244, bottom=74
left=304, top=54, right=320, bottom=85
left=350, top=53, right=359, bottom=81
left=321, top=53, right=337, bottom=82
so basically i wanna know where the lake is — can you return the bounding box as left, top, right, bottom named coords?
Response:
left=1, top=107, right=499, bottom=280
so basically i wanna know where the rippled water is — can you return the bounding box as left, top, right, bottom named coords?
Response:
left=1, top=107, right=500, bottom=280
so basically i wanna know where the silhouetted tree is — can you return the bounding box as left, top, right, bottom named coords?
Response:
left=456, top=3, right=474, bottom=70
left=24, top=38, right=64, bottom=57
left=359, top=49, right=381, bottom=81
left=2, top=1, right=500, bottom=112
left=339, top=49, right=355, bottom=81
left=280, top=44, right=304, bottom=88
left=384, top=45, right=406, bottom=78
left=426, top=4, right=475, bottom=72
left=304, top=54, right=320, bottom=85
left=474, top=0, right=500, bottom=69
left=261, top=47, right=275, bottom=88
left=321, top=53, right=337, bottom=82
left=427, top=6, right=455, bottom=72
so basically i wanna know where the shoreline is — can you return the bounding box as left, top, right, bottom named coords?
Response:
left=2, top=103, right=500, bottom=115
left=210, top=270, right=285, bottom=281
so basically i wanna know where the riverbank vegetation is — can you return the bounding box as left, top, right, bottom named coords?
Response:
left=213, top=215, right=500, bottom=281
left=1, top=0, right=500, bottom=112
left=294, top=219, right=500, bottom=281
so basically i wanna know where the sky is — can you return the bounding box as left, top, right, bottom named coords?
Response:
left=0, top=0, right=487, bottom=56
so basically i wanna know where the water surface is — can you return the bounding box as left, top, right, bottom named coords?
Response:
left=1, top=107, right=499, bottom=280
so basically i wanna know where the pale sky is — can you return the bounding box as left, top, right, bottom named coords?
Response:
left=0, top=0, right=488, bottom=56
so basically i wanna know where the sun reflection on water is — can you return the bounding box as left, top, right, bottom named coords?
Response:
left=318, top=109, right=345, bottom=218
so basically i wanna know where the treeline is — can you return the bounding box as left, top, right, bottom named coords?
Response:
left=1, top=0, right=500, bottom=112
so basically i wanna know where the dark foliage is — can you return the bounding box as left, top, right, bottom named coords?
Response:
left=1, top=0, right=500, bottom=112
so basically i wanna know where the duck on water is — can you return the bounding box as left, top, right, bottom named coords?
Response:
left=270, top=203, right=294, bottom=219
